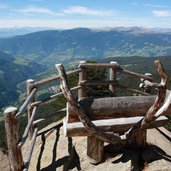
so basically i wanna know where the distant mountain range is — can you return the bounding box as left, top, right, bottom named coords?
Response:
left=0, top=27, right=53, bottom=38
left=0, top=27, right=171, bottom=68
left=0, top=27, right=171, bottom=110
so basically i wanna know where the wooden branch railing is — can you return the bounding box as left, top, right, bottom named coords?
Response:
left=125, top=60, right=169, bottom=148
left=4, top=107, right=23, bottom=171
left=18, top=106, right=37, bottom=148
left=4, top=67, right=81, bottom=171
left=31, top=86, right=81, bottom=107
left=15, top=88, right=37, bottom=117
left=23, top=127, right=38, bottom=171
left=56, top=63, right=123, bottom=146
left=78, top=62, right=121, bottom=69
left=121, top=69, right=153, bottom=81
left=4, top=60, right=165, bottom=170
left=117, top=84, right=150, bottom=96
left=109, top=61, right=117, bottom=94
left=31, top=68, right=81, bottom=88
left=33, top=108, right=66, bottom=126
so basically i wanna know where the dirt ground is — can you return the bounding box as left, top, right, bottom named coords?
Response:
left=1, top=125, right=171, bottom=171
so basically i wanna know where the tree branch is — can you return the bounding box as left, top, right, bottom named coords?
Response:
left=126, top=60, right=169, bottom=142
left=56, top=64, right=123, bottom=145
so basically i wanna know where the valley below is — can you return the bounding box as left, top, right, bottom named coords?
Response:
left=0, top=27, right=171, bottom=150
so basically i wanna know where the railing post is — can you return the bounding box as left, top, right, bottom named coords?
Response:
left=132, top=131, right=147, bottom=150
left=78, top=61, right=87, bottom=100
left=139, top=73, right=153, bottom=94
left=26, top=79, right=35, bottom=139
left=109, top=61, right=118, bottom=95
left=4, top=107, right=23, bottom=171
left=87, top=136, right=104, bottom=164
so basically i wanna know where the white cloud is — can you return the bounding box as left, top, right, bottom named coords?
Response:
left=63, top=6, right=115, bottom=16
left=18, top=6, right=63, bottom=16
left=152, top=10, right=171, bottom=17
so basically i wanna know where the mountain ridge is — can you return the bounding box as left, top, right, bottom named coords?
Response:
left=0, top=27, right=171, bottom=68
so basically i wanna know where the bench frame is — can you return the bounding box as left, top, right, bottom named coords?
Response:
left=56, top=60, right=171, bottom=164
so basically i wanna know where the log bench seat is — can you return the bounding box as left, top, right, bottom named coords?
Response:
left=64, top=115, right=168, bottom=137
left=63, top=96, right=169, bottom=164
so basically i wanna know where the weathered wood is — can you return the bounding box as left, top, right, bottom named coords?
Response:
left=144, top=60, right=168, bottom=122
left=18, top=106, right=37, bottom=148
left=132, top=73, right=153, bottom=149
left=153, top=90, right=171, bottom=117
left=117, top=84, right=150, bottom=96
left=139, top=73, right=153, bottom=94
left=109, top=61, right=117, bottom=94
left=33, top=108, right=66, bottom=125
left=126, top=60, right=169, bottom=144
left=87, top=136, right=104, bottom=164
left=26, top=79, right=35, bottom=139
left=23, top=127, right=38, bottom=171
left=121, top=69, right=153, bottom=81
left=157, top=127, right=171, bottom=141
left=78, top=61, right=87, bottom=100
left=63, top=116, right=168, bottom=137
left=79, top=80, right=117, bottom=86
left=15, top=88, right=37, bottom=117
left=144, top=73, right=153, bottom=94
left=79, top=62, right=121, bottom=69
left=32, top=68, right=81, bottom=88
left=37, top=120, right=63, bottom=136
left=132, top=131, right=147, bottom=149
left=4, top=107, right=23, bottom=171
left=31, top=86, right=81, bottom=107
left=56, top=64, right=123, bottom=145
left=67, top=96, right=156, bottom=122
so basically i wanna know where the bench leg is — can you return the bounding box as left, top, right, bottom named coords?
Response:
left=87, top=136, right=104, bottom=164
left=132, top=130, right=147, bottom=150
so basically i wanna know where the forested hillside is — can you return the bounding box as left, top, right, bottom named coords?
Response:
left=0, top=27, right=171, bottom=68
left=0, top=52, right=45, bottom=109
left=0, top=27, right=171, bottom=119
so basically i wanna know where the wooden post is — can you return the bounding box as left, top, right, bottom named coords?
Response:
left=26, top=79, right=35, bottom=139
left=87, top=136, right=104, bottom=164
left=144, top=73, right=153, bottom=94
left=139, top=73, right=153, bottom=94
left=133, top=74, right=152, bottom=148
left=132, top=131, right=147, bottom=150
left=109, top=61, right=118, bottom=95
left=78, top=61, right=87, bottom=100
left=126, top=60, right=168, bottom=148
left=4, top=107, right=23, bottom=171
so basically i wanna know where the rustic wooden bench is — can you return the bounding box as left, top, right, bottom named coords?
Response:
left=64, top=96, right=168, bottom=163
left=65, top=96, right=168, bottom=136
left=56, top=61, right=171, bottom=164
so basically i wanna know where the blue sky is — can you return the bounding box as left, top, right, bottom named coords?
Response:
left=0, top=0, right=171, bottom=28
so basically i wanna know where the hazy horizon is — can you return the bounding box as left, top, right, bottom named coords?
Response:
left=0, top=0, right=171, bottom=29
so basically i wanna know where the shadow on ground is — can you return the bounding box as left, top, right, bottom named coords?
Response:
left=36, top=125, right=81, bottom=171
left=35, top=126, right=171, bottom=171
